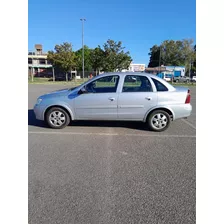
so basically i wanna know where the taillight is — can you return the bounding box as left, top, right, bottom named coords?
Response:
left=185, top=89, right=191, bottom=104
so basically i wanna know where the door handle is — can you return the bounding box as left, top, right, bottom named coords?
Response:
left=108, top=97, right=115, bottom=101
left=145, top=97, right=152, bottom=100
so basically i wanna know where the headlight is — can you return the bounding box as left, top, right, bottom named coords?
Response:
left=36, top=98, right=42, bottom=105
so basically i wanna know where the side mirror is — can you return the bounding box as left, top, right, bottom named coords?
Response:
left=78, top=86, right=88, bottom=94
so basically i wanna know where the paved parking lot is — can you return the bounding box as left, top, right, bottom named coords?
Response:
left=28, top=84, right=196, bottom=224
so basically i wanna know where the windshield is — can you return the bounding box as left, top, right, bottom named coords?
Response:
left=69, top=78, right=95, bottom=91
left=69, top=84, right=82, bottom=91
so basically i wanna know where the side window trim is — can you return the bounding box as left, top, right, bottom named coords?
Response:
left=148, top=77, right=157, bottom=92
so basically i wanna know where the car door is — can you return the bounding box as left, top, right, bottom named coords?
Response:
left=118, top=75, right=158, bottom=120
left=74, top=75, right=120, bottom=120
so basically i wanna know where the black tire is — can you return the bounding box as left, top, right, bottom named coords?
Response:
left=147, top=110, right=171, bottom=132
left=175, top=79, right=179, bottom=83
left=45, top=107, right=70, bottom=129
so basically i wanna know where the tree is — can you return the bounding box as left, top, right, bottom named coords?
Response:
left=75, top=45, right=93, bottom=72
left=102, top=39, right=132, bottom=72
left=148, top=45, right=160, bottom=67
left=191, top=45, right=196, bottom=75
left=90, top=46, right=105, bottom=75
left=148, top=39, right=195, bottom=70
left=47, top=42, right=77, bottom=81
left=179, top=39, right=195, bottom=75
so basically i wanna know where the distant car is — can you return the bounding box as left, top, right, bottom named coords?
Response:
left=49, top=75, right=72, bottom=81
left=191, top=76, right=196, bottom=82
left=34, top=72, right=192, bottom=132
left=173, top=76, right=190, bottom=83
left=164, top=74, right=172, bottom=82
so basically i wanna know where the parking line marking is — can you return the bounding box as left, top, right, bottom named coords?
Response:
left=28, top=131, right=195, bottom=138
left=124, top=133, right=195, bottom=138
left=181, top=119, right=196, bottom=129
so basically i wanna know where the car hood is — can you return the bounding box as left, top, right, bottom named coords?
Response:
left=40, top=88, right=71, bottom=99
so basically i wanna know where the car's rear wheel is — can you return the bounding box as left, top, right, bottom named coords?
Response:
left=175, top=79, right=179, bottom=83
left=46, top=107, right=70, bottom=129
left=147, top=110, right=171, bottom=132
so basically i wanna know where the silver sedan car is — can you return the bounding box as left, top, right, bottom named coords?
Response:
left=34, top=72, right=192, bottom=132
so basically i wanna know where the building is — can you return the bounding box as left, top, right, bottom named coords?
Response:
left=145, top=66, right=167, bottom=74
left=145, top=66, right=185, bottom=77
left=28, top=44, right=53, bottom=77
left=165, top=66, right=185, bottom=77
left=121, top=63, right=146, bottom=72
left=128, top=64, right=145, bottom=72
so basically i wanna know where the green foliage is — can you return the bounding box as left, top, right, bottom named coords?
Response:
left=75, top=45, right=93, bottom=71
left=47, top=39, right=132, bottom=74
left=47, top=42, right=77, bottom=73
left=148, top=45, right=160, bottom=67
left=101, top=39, right=132, bottom=72
left=90, top=46, right=105, bottom=74
left=191, top=45, right=196, bottom=73
left=148, top=39, right=195, bottom=70
left=75, top=40, right=132, bottom=73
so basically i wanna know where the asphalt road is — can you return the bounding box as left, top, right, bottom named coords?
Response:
left=28, top=84, right=196, bottom=224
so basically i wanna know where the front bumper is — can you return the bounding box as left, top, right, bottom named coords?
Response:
left=33, top=104, right=46, bottom=121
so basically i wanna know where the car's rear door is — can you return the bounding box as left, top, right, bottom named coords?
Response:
left=117, top=75, right=158, bottom=120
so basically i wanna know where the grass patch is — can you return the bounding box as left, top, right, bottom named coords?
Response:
left=28, top=77, right=49, bottom=83
left=171, top=82, right=196, bottom=87
left=28, top=77, right=88, bottom=85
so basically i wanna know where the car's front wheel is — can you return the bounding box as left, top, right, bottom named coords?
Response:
left=45, top=107, right=70, bottom=129
left=147, top=110, right=171, bottom=132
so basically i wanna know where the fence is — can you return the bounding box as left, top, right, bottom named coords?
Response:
left=28, top=69, right=102, bottom=83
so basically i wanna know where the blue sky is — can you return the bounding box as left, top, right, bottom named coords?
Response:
left=28, top=0, right=196, bottom=66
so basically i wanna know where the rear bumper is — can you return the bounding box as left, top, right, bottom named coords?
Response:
left=172, top=104, right=192, bottom=120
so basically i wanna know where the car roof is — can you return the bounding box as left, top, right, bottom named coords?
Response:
left=97, top=72, right=158, bottom=78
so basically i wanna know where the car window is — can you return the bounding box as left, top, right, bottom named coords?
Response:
left=151, top=78, right=168, bottom=92
left=122, top=75, right=152, bottom=92
left=86, top=75, right=119, bottom=93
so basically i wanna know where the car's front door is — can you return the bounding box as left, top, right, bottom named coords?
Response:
left=118, top=75, right=158, bottom=120
left=74, top=75, right=120, bottom=120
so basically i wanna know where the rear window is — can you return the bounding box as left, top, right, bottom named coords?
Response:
left=151, top=78, right=168, bottom=92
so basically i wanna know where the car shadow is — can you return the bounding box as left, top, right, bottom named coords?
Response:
left=28, top=109, right=47, bottom=128
left=28, top=109, right=149, bottom=131
left=69, top=120, right=149, bottom=131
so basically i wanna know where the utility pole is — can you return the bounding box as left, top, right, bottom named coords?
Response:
left=80, top=18, right=86, bottom=80
left=158, top=45, right=161, bottom=74
left=31, top=56, right=34, bottom=82
left=52, top=67, right=55, bottom=82
left=189, top=60, right=191, bottom=78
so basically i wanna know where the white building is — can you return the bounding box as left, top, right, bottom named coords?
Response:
left=28, top=44, right=52, bottom=77
left=121, top=63, right=146, bottom=72
left=165, top=66, right=185, bottom=77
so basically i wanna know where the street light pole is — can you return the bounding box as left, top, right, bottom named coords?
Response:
left=158, top=45, right=161, bottom=74
left=52, top=67, right=55, bottom=82
left=189, top=58, right=192, bottom=79
left=80, top=18, right=86, bottom=80
left=31, top=55, right=34, bottom=82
